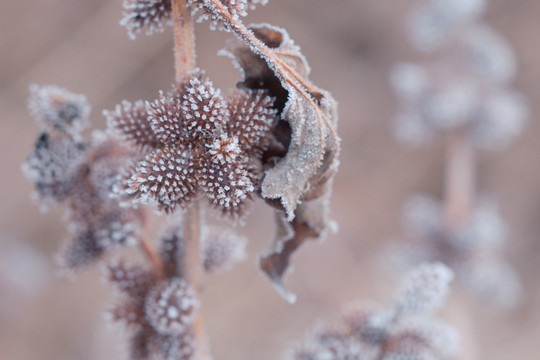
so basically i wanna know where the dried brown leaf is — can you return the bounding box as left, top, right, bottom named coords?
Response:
left=259, top=191, right=334, bottom=303
left=221, top=23, right=339, bottom=301
left=221, top=23, right=339, bottom=218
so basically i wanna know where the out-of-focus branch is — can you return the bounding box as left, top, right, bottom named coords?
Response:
left=444, top=126, right=476, bottom=228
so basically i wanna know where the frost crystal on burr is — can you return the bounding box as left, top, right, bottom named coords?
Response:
left=120, top=0, right=173, bottom=40
left=408, top=0, right=486, bottom=51
left=458, top=25, right=516, bottom=84
left=287, top=264, right=459, bottom=360
left=24, top=86, right=145, bottom=270
left=125, top=147, right=198, bottom=212
left=116, top=70, right=276, bottom=217
left=104, top=99, right=160, bottom=149
left=187, top=0, right=268, bottom=31
left=27, top=84, right=90, bottom=137
left=107, top=261, right=156, bottom=303
left=392, top=194, right=522, bottom=309
left=394, top=262, right=454, bottom=315
left=391, top=62, right=527, bottom=149
left=145, top=279, right=199, bottom=335
left=394, top=0, right=527, bottom=150
left=22, top=134, right=87, bottom=205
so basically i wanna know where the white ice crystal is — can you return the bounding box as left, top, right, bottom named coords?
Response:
left=460, top=260, right=523, bottom=309
left=120, top=0, right=173, bottom=40
left=391, top=61, right=527, bottom=149
left=420, top=79, right=478, bottom=129
left=472, top=90, right=527, bottom=150
left=408, top=0, right=486, bottom=51
left=27, top=84, right=91, bottom=138
left=392, top=194, right=523, bottom=309
left=454, top=200, right=507, bottom=250
left=403, top=195, right=442, bottom=236
left=394, top=262, right=454, bottom=315
left=459, top=25, right=516, bottom=85
left=286, top=264, right=459, bottom=360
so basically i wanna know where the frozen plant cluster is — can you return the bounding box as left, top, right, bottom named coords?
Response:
left=22, top=0, right=343, bottom=358
left=26, top=83, right=91, bottom=140
left=286, top=263, right=459, bottom=360
left=389, top=195, right=522, bottom=309
left=117, top=0, right=341, bottom=304
left=391, top=0, right=528, bottom=150
left=106, top=68, right=277, bottom=218
left=408, top=0, right=487, bottom=52
left=22, top=82, right=250, bottom=358
left=106, top=258, right=199, bottom=360
left=388, top=0, right=524, bottom=313
left=105, top=221, right=246, bottom=359
left=22, top=85, right=145, bottom=270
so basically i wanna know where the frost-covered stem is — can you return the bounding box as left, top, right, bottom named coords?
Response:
left=140, top=233, right=165, bottom=279
left=180, top=200, right=202, bottom=286
left=171, top=2, right=208, bottom=358
left=443, top=126, right=476, bottom=228
left=181, top=199, right=210, bottom=358
left=210, top=0, right=320, bottom=95
left=182, top=201, right=208, bottom=359
left=171, top=0, right=196, bottom=80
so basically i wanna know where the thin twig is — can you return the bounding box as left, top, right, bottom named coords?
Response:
left=443, top=126, right=476, bottom=228
left=443, top=127, right=479, bottom=360
left=140, top=233, right=165, bottom=279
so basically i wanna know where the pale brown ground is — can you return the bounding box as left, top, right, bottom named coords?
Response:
left=1, top=1, right=540, bottom=359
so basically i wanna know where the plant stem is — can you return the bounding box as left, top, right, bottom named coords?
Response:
left=171, top=0, right=196, bottom=80
left=140, top=233, right=165, bottom=279
left=171, top=1, right=209, bottom=358
left=448, top=291, right=480, bottom=360
left=181, top=199, right=209, bottom=358
left=443, top=127, right=479, bottom=360
left=180, top=199, right=202, bottom=286
left=443, top=126, right=476, bottom=228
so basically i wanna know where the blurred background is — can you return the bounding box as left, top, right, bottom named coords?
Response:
left=1, top=0, right=540, bottom=359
